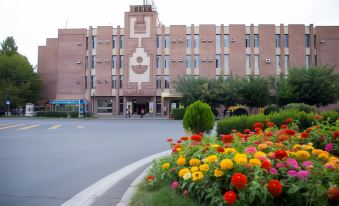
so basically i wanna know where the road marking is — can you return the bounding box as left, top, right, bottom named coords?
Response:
left=0, top=124, right=25, bottom=130
left=77, top=126, right=84, bottom=129
left=61, top=150, right=171, bottom=206
left=17, top=125, right=39, bottom=130
left=0, top=124, right=9, bottom=126
left=48, top=125, right=62, bottom=129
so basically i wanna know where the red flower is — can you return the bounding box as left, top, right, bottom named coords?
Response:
left=261, top=160, right=271, bottom=171
left=146, top=175, right=155, bottom=182
left=231, top=173, right=248, bottom=190
left=267, top=122, right=275, bottom=127
left=181, top=136, right=188, bottom=141
left=285, top=118, right=293, bottom=124
left=313, top=115, right=323, bottom=120
left=216, top=147, right=225, bottom=153
left=275, top=150, right=288, bottom=160
left=300, top=132, right=309, bottom=138
left=223, top=191, right=237, bottom=204
left=190, top=135, right=202, bottom=142
left=177, top=140, right=182, bottom=144
left=333, top=131, right=339, bottom=140
left=280, top=124, right=289, bottom=129
left=255, top=127, right=262, bottom=134
left=167, top=138, right=173, bottom=142
left=244, top=129, right=251, bottom=133
left=285, top=129, right=296, bottom=136
left=267, top=179, right=283, bottom=196
left=221, top=134, right=234, bottom=143
left=327, top=186, right=339, bottom=202
left=253, top=122, right=264, bottom=129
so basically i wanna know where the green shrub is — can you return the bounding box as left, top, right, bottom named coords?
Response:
left=35, top=111, right=45, bottom=117
left=172, top=108, right=186, bottom=120
left=183, top=100, right=215, bottom=134
left=43, top=111, right=68, bottom=118
left=263, top=105, right=280, bottom=115
left=322, top=111, right=339, bottom=123
left=284, top=103, right=317, bottom=113
left=69, top=111, right=79, bottom=118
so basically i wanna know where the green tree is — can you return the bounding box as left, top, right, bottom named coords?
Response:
left=0, top=36, right=18, bottom=56
left=174, top=77, right=209, bottom=107
left=273, top=75, right=294, bottom=106
left=287, top=66, right=339, bottom=106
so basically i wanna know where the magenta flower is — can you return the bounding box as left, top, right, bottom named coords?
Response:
left=171, top=181, right=179, bottom=190
left=183, top=189, right=189, bottom=197
left=286, top=158, right=299, bottom=169
left=276, top=162, right=284, bottom=169
left=245, top=146, right=257, bottom=154
left=269, top=168, right=278, bottom=175
left=297, top=170, right=309, bottom=180
left=302, top=161, right=313, bottom=168
left=324, top=163, right=335, bottom=170
left=287, top=170, right=297, bottom=177
left=325, top=143, right=334, bottom=152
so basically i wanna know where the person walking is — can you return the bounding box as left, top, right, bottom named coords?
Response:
left=140, top=108, right=144, bottom=118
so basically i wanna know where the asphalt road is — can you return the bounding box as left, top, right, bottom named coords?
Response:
left=0, top=118, right=185, bottom=206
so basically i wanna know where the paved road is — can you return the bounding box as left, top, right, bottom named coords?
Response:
left=0, top=118, right=185, bottom=206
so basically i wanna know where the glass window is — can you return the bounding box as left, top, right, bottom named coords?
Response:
left=185, top=75, right=192, bottom=80
left=92, top=36, right=96, bottom=49
left=276, top=55, right=281, bottom=69
left=119, top=75, right=123, bottom=88
left=156, top=98, right=161, bottom=114
left=224, top=54, right=229, bottom=70
left=119, top=98, right=123, bottom=114
left=157, top=35, right=161, bottom=48
left=254, top=54, right=259, bottom=69
left=305, top=34, right=310, bottom=48
left=164, top=76, right=170, bottom=89
left=186, top=35, right=191, bottom=48
left=186, top=55, right=191, bottom=68
left=157, top=55, right=162, bottom=68
left=156, top=75, right=161, bottom=89
left=284, top=55, right=289, bottom=70
left=86, top=37, right=88, bottom=50
left=306, top=55, right=311, bottom=67
left=92, top=55, right=96, bottom=69
left=224, top=34, right=229, bottom=47
left=254, top=34, right=259, bottom=48
left=215, top=75, right=220, bottom=80
left=284, top=34, right=288, bottom=48
left=194, top=35, right=199, bottom=48
left=216, top=34, right=221, bottom=48
left=194, top=55, right=199, bottom=68
left=97, top=99, right=112, bottom=113
left=112, top=75, right=116, bottom=89
left=246, top=54, right=251, bottom=69
left=85, top=76, right=87, bottom=89
left=112, top=36, right=117, bottom=48
left=119, top=56, right=124, bottom=69
left=164, top=55, right=169, bottom=68
left=276, top=34, right=281, bottom=48
left=164, top=35, right=169, bottom=48
left=91, top=76, right=96, bottom=89
left=245, top=34, right=250, bottom=48
left=120, top=35, right=124, bottom=48
left=112, top=55, right=117, bottom=69
left=85, top=56, right=88, bottom=69
left=216, top=55, right=221, bottom=68
left=194, top=75, right=199, bottom=80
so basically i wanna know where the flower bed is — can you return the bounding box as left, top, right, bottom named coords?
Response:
left=145, top=118, right=339, bottom=205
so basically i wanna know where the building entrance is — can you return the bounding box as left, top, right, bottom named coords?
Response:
left=132, top=99, right=149, bottom=115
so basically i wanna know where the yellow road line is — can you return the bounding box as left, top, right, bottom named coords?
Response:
left=0, top=124, right=25, bottom=130
left=77, top=126, right=84, bottom=129
left=17, top=125, right=39, bottom=130
left=48, top=125, right=62, bottom=130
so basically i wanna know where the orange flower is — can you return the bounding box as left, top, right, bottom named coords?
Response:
left=300, top=132, right=309, bottom=138
left=253, top=122, right=264, bottom=129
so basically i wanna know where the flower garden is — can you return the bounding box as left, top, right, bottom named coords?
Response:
left=142, top=114, right=339, bottom=205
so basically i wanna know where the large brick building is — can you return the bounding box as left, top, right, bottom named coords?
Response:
left=38, top=4, right=339, bottom=116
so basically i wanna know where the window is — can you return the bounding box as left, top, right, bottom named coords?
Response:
left=85, top=56, right=88, bottom=69
left=306, top=55, right=311, bottom=68
left=112, top=56, right=117, bottom=69
left=97, top=99, right=112, bottom=113
left=276, top=55, right=281, bottom=69
left=164, top=35, right=169, bottom=48
left=86, top=37, right=88, bottom=50
left=224, top=34, right=229, bottom=47
left=186, top=35, right=191, bottom=48
left=284, top=34, right=288, bottom=48
left=186, top=55, right=191, bottom=68
left=215, top=75, right=220, bottom=80
left=157, top=35, right=161, bottom=48
left=92, top=55, right=96, bottom=69
left=112, top=75, right=117, bottom=89
left=156, top=98, right=161, bottom=114
left=216, top=55, right=221, bottom=68
left=245, top=34, right=250, bottom=48
left=194, top=75, right=199, bottom=80
left=119, top=56, right=124, bottom=69
left=119, top=75, right=123, bottom=88
left=92, top=36, right=96, bottom=49
left=224, top=54, right=229, bottom=70
left=216, top=34, right=221, bottom=48
left=254, top=55, right=259, bottom=69
left=164, top=76, right=170, bottom=88
left=156, top=75, right=161, bottom=89
left=185, top=75, right=192, bottom=80
left=246, top=54, right=251, bottom=69
left=276, top=34, right=281, bottom=48
left=305, top=34, right=310, bottom=48
left=164, top=55, right=170, bottom=69
left=194, top=55, right=199, bottom=68
left=112, top=36, right=117, bottom=48
left=254, top=34, right=259, bottom=48
left=119, top=98, right=123, bottom=114
left=284, top=55, right=289, bottom=70
left=91, top=76, right=96, bottom=89
left=194, top=35, right=199, bottom=48
left=120, top=35, right=124, bottom=48
left=157, top=55, right=162, bottom=68
left=85, top=76, right=87, bottom=89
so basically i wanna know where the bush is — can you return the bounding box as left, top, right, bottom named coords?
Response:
left=69, top=111, right=79, bottom=118
left=41, top=111, right=68, bottom=118
left=284, top=103, right=317, bottom=113
left=35, top=111, right=45, bottom=117
left=172, top=108, right=186, bottom=120
left=183, top=100, right=215, bottom=134
left=322, top=111, right=339, bottom=123
left=263, top=105, right=280, bottom=115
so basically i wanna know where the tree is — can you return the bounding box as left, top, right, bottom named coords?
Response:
left=287, top=66, right=339, bottom=106
left=0, top=36, right=18, bottom=56
left=273, top=75, right=294, bottom=106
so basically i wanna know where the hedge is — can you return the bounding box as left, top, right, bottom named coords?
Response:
left=172, top=108, right=186, bottom=120
left=35, top=111, right=68, bottom=118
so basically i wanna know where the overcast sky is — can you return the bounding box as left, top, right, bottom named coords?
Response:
left=1, top=0, right=339, bottom=67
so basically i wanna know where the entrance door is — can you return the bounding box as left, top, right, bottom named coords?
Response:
left=132, top=99, right=149, bottom=114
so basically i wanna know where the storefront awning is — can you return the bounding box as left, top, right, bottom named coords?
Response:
left=49, top=99, right=88, bottom=105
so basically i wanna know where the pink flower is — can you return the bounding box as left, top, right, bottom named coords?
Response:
left=182, top=189, right=189, bottom=197
left=286, top=158, right=299, bottom=169
left=276, top=162, right=285, bottom=169
left=245, top=146, right=257, bottom=154
left=297, top=170, right=309, bottom=180
left=325, top=143, right=334, bottom=152
left=302, top=161, right=313, bottom=168
left=324, top=163, right=336, bottom=170
left=269, top=168, right=278, bottom=175
left=171, top=181, right=179, bottom=190
left=287, top=170, right=297, bottom=177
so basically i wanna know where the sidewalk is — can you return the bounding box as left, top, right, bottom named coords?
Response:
left=96, top=114, right=170, bottom=120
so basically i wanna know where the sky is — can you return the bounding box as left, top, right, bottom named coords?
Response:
left=1, top=0, right=339, bottom=67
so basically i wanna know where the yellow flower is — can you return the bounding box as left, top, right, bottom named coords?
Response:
left=190, top=166, right=199, bottom=172
left=234, top=153, right=248, bottom=165
left=293, top=144, right=302, bottom=150
left=214, top=168, right=224, bottom=177
left=192, top=171, right=204, bottom=181
left=205, top=155, right=218, bottom=163
left=224, top=148, right=237, bottom=155
left=254, top=151, right=267, bottom=159
left=189, top=158, right=201, bottom=166
left=249, top=158, right=261, bottom=166
left=176, top=156, right=186, bottom=166
left=199, top=163, right=209, bottom=172
left=178, top=168, right=190, bottom=177
left=258, top=143, right=268, bottom=150
left=220, top=159, right=234, bottom=170
left=312, top=149, right=323, bottom=156
left=302, top=144, right=314, bottom=150
left=183, top=172, right=192, bottom=180
left=318, top=151, right=329, bottom=160
left=211, top=144, right=220, bottom=148
left=295, top=150, right=310, bottom=161
left=162, top=163, right=170, bottom=170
